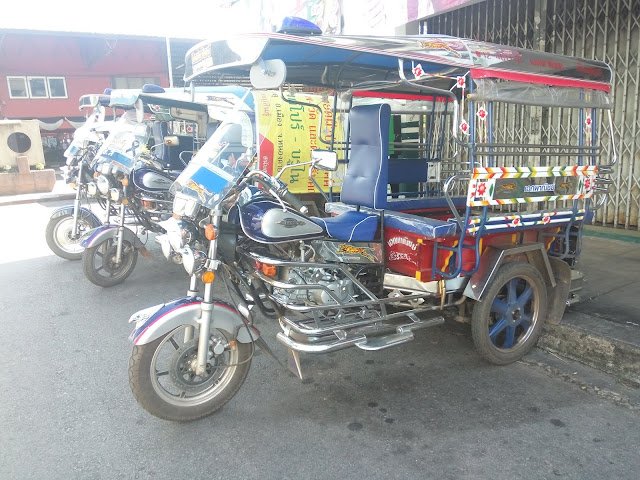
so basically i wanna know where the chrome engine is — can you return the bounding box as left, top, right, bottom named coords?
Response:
left=272, top=267, right=356, bottom=307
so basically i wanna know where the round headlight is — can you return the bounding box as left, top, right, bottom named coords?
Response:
left=99, top=162, right=111, bottom=175
left=96, top=175, right=111, bottom=195
left=109, top=188, right=121, bottom=202
left=173, top=193, right=199, bottom=218
left=182, top=247, right=207, bottom=276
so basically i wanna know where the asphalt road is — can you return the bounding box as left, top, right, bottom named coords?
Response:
left=1, top=200, right=639, bottom=480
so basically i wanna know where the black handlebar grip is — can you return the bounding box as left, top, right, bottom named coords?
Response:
left=282, top=190, right=308, bottom=213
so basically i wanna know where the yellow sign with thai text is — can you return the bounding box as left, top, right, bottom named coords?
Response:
left=254, top=91, right=345, bottom=194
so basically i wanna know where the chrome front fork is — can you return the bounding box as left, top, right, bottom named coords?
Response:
left=71, top=161, right=84, bottom=238
left=195, top=208, right=222, bottom=376
left=114, top=202, right=126, bottom=265
left=183, top=275, right=199, bottom=343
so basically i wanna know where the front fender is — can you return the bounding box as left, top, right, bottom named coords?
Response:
left=129, top=297, right=259, bottom=345
left=50, top=205, right=101, bottom=227
left=81, top=224, right=143, bottom=249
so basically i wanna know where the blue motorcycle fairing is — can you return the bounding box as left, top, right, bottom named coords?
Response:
left=49, top=205, right=101, bottom=227
left=130, top=296, right=259, bottom=345
left=80, top=224, right=144, bottom=249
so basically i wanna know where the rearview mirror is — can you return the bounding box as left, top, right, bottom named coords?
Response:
left=164, top=135, right=179, bottom=146
left=311, top=150, right=338, bottom=171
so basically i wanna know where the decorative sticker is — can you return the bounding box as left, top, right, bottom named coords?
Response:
left=412, top=63, right=426, bottom=79
left=467, top=165, right=598, bottom=206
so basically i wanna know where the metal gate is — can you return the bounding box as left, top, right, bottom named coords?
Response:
left=423, top=0, right=640, bottom=229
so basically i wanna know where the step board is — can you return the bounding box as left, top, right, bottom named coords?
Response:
left=355, top=315, right=444, bottom=351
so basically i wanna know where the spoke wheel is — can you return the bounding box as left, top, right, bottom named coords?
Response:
left=45, top=212, right=99, bottom=260
left=471, top=262, right=547, bottom=365
left=82, top=238, right=138, bottom=287
left=129, top=326, right=252, bottom=421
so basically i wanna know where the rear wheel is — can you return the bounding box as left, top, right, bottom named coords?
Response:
left=471, top=262, right=547, bottom=365
left=82, top=238, right=138, bottom=287
left=129, top=326, right=252, bottom=422
left=45, top=212, right=99, bottom=260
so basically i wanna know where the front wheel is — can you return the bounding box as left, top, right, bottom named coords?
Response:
left=129, top=326, right=252, bottom=421
left=471, top=262, right=547, bottom=365
left=82, top=237, right=138, bottom=287
left=45, top=212, right=100, bottom=260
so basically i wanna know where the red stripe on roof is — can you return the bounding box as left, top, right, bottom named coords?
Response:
left=471, top=68, right=610, bottom=93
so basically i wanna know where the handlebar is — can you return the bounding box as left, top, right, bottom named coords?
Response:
left=242, top=170, right=308, bottom=214
left=281, top=190, right=308, bottom=213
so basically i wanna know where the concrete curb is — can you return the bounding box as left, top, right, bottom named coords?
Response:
left=0, top=191, right=75, bottom=207
left=539, top=315, right=640, bottom=388
left=584, top=225, right=640, bottom=244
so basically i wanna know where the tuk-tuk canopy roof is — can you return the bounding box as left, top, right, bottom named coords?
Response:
left=184, top=33, right=612, bottom=95
left=108, top=85, right=253, bottom=112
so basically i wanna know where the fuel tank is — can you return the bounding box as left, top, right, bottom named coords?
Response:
left=239, top=199, right=325, bottom=243
left=132, top=167, right=176, bottom=193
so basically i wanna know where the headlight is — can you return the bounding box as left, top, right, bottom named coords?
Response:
left=181, top=246, right=207, bottom=275
left=96, top=175, right=111, bottom=195
left=109, top=188, right=122, bottom=202
left=173, top=192, right=199, bottom=218
left=87, top=182, right=98, bottom=196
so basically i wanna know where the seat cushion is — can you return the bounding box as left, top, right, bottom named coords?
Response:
left=312, top=211, right=379, bottom=242
left=386, top=196, right=467, bottom=212
left=384, top=211, right=458, bottom=239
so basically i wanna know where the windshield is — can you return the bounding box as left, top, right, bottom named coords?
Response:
left=172, top=111, right=254, bottom=210
left=64, top=106, right=107, bottom=160
left=93, top=110, right=150, bottom=173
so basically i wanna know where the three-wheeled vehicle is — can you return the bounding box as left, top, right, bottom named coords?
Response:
left=127, top=19, right=615, bottom=421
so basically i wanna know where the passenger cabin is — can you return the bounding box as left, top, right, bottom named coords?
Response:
left=182, top=26, right=613, bottom=283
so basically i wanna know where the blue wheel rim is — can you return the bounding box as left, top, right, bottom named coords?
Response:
left=488, top=277, right=535, bottom=349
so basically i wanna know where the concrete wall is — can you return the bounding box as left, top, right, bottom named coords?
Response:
left=0, top=120, right=45, bottom=168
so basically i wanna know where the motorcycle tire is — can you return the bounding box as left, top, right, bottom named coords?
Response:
left=129, top=326, right=252, bottom=422
left=45, top=212, right=100, bottom=261
left=82, top=238, right=138, bottom=287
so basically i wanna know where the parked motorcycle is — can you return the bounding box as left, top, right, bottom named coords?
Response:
left=127, top=106, right=411, bottom=421
left=80, top=111, right=182, bottom=287
left=45, top=100, right=113, bottom=260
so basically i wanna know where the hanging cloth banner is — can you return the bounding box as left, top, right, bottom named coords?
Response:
left=38, top=119, right=64, bottom=131
left=65, top=118, right=86, bottom=129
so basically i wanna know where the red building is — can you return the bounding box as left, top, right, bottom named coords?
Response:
left=0, top=29, right=186, bottom=164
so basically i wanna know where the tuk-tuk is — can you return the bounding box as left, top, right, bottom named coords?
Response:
left=180, top=20, right=614, bottom=365
left=125, top=18, right=615, bottom=421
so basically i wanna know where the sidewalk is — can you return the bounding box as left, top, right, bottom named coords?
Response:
left=1, top=181, right=639, bottom=386
left=0, top=173, right=75, bottom=206
left=540, top=228, right=640, bottom=387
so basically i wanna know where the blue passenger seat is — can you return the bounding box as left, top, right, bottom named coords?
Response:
left=311, top=103, right=390, bottom=241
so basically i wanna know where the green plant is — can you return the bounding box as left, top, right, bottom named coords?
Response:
left=33, top=162, right=45, bottom=170
left=1, top=164, right=17, bottom=173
